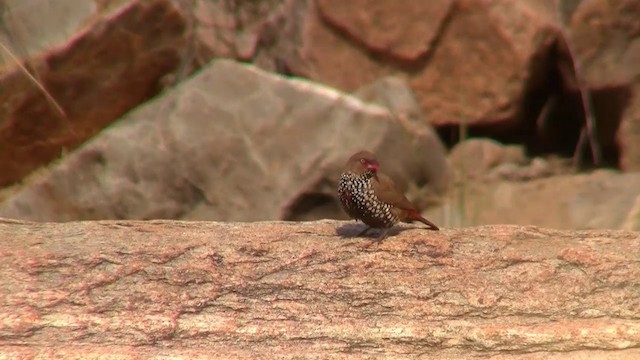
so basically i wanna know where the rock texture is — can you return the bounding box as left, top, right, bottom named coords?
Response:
left=1, top=219, right=640, bottom=359
left=570, top=0, right=640, bottom=170
left=252, top=0, right=637, bottom=168
left=191, top=0, right=286, bottom=61
left=0, top=60, right=449, bottom=222
left=429, top=170, right=640, bottom=230
left=0, top=0, right=101, bottom=62
left=260, top=0, right=559, bottom=127
left=0, top=0, right=188, bottom=187
left=316, top=0, right=454, bottom=62
left=623, top=193, right=640, bottom=231
left=448, top=138, right=527, bottom=180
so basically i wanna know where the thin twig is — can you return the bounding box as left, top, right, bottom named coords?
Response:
left=564, top=42, right=601, bottom=166
left=535, top=96, right=554, bottom=131
left=572, top=126, right=587, bottom=167
left=0, top=41, right=68, bottom=121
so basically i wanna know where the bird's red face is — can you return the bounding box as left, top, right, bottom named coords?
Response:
left=346, top=150, right=380, bottom=175
left=358, top=157, right=379, bottom=173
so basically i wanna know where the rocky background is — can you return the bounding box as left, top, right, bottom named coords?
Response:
left=1, top=0, right=640, bottom=229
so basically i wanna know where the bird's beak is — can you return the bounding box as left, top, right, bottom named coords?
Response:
left=367, top=161, right=379, bottom=172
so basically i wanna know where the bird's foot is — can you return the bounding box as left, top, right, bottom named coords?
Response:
left=356, top=226, right=372, bottom=237
left=376, top=228, right=390, bottom=240
left=358, top=227, right=390, bottom=241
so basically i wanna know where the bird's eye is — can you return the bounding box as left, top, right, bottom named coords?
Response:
left=360, top=158, right=366, bottom=164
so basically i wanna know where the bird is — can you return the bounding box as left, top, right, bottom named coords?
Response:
left=337, top=150, right=439, bottom=237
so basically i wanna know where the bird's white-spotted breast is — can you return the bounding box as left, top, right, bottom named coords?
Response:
left=337, top=171, right=398, bottom=228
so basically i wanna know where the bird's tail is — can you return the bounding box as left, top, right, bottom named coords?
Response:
left=408, top=210, right=439, bottom=231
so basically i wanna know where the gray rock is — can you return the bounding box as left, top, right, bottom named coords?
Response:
left=0, top=0, right=97, bottom=63
left=449, top=138, right=526, bottom=180
left=428, top=169, right=640, bottom=230
left=0, top=60, right=448, bottom=222
left=568, top=171, right=640, bottom=229
left=623, top=193, right=640, bottom=231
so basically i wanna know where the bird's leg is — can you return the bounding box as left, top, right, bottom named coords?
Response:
left=376, top=228, right=390, bottom=241
left=356, top=225, right=372, bottom=237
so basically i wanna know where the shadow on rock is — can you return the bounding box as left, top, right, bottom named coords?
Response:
left=335, top=223, right=412, bottom=238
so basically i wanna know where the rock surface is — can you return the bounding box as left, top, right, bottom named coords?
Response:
left=0, top=0, right=101, bottom=62
left=0, top=0, right=188, bottom=187
left=191, top=0, right=286, bottom=61
left=570, top=0, right=640, bottom=170
left=263, top=0, right=558, bottom=128
left=623, top=193, right=640, bottom=231
left=0, top=60, right=449, bottom=222
left=448, top=138, right=527, bottom=180
left=1, top=219, right=639, bottom=359
left=429, top=170, right=640, bottom=230
left=316, top=0, right=454, bottom=62
left=254, top=0, right=637, bottom=168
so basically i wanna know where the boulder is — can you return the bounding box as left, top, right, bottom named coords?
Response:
left=258, top=0, right=560, bottom=128
left=254, top=0, right=637, bottom=169
left=426, top=170, right=640, bottom=230
left=0, top=0, right=101, bottom=63
left=0, top=0, right=188, bottom=187
left=623, top=193, right=640, bottom=231
left=315, top=0, right=454, bottom=62
left=191, top=0, right=287, bottom=60
left=569, top=0, right=640, bottom=170
left=0, top=60, right=448, bottom=222
left=448, top=138, right=526, bottom=180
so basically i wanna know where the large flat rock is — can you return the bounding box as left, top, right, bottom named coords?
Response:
left=0, top=219, right=639, bottom=358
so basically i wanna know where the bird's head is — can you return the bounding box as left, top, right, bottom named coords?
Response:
left=346, top=150, right=379, bottom=175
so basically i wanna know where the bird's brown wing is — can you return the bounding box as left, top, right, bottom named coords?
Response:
left=371, top=172, right=417, bottom=210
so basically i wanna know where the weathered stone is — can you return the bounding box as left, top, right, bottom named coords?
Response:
left=449, top=138, right=526, bottom=180
left=569, top=0, right=640, bottom=170
left=0, top=60, right=445, bottom=222
left=567, top=171, right=640, bottom=229
left=258, top=0, right=391, bottom=91
left=623, top=193, right=640, bottom=231
left=262, top=0, right=560, bottom=129
left=0, top=0, right=98, bottom=63
left=570, top=0, right=640, bottom=86
left=191, top=0, right=286, bottom=60
left=490, top=157, right=556, bottom=181
left=0, top=0, right=188, bottom=187
left=249, top=0, right=637, bottom=169
left=411, top=0, right=558, bottom=126
left=1, top=220, right=640, bottom=358
left=428, top=170, right=640, bottom=229
left=316, top=0, right=454, bottom=61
